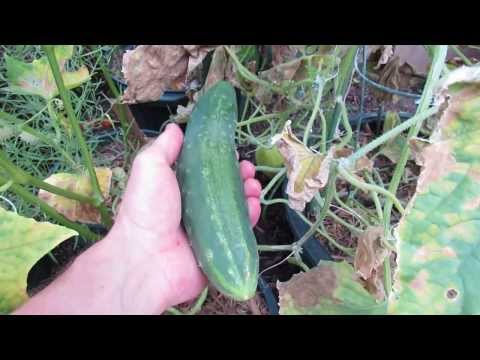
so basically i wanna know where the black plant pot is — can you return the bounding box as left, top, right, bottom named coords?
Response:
left=110, top=45, right=190, bottom=132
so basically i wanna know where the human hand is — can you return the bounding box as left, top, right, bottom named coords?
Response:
left=104, top=123, right=262, bottom=313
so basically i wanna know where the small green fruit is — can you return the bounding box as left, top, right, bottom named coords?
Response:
left=255, top=147, right=284, bottom=177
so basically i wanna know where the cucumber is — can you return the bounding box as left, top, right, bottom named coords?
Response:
left=177, top=81, right=259, bottom=301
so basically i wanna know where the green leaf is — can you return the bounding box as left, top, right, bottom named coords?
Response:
left=278, top=261, right=387, bottom=315
left=388, top=65, right=480, bottom=314
left=0, top=207, right=77, bottom=314
left=5, top=45, right=90, bottom=100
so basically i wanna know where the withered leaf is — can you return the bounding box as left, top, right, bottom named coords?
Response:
left=272, top=120, right=334, bottom=211
left=354, top=226, right=390, bottom=301
left=408, top=137, right=431, bottom=166
left=122, top=45, right=215, bottom=104
left=38, top=168, right=112, bottom=224
left=271, top=45, right=301, bottom=66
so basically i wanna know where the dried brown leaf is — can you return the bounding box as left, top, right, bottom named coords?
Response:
left=271, top=45, right=300, bottom=66
left=38, top=168, right=112, bottom=224
left=122, top=45, right=188, bottom=104
left=272, top=121, right=334, bottom=211
left=354, top=226, right=389, bottom=301
left=408, top=137, right=431, bottom=166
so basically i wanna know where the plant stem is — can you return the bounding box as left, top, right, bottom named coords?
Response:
left=288, top=257, right=310, bottom=272
left=347, top=106, right=439, bottom=166
left=225, top=46, right=280, bottom=91
left=42, top=45, right=113, bottom=228
left=91, top=45, right=143, bottom=148
left=0, top=148, right=95, bottom=205
left=187, top=287, right=209, bottom=315
left=258, top=244, right=293, bottom=252
left=46, top=99, right=62, bottom=140
left=327, top=45, right=358, bottom=141
left=260, top=167, right=286, bottom=199
left=237, top=113, right=281, bottom=128
left=365, top=172, right=384, bottom=222
left=259, top=197, right=354, bottom=255
left=293, top=163, right=337, bottom=250
left=0, top=176, right=99, bottom=242
left=337, top=98, right=353, bottom=149
left=450, top=45, right=473, bottom=66
left=0, top=111, right=76, bottom=166
left=313, top=192, right=363, bottom=234
left=380, top=46, right=448, bottom=297
left=255, top=166, right=283, bottom=173
left=166, top=287, right=209, bottom=315
left=337, top=163, right=405, bottom=216
left=303, top=75, right=324, bottom=146
left=333, top=187, right=370, bottom=227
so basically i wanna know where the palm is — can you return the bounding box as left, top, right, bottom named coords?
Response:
left=113, top=124, right=262, bottom=311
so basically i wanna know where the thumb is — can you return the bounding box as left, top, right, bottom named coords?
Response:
left=142, top=123, right=184, bottom=166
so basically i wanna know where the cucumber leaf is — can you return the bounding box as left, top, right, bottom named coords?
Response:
left=278, top=261, right=386, bottom=315
left=0, top=207, right=77, bottom=314
left=388, top=65, right=480, bottom=314
left=5, top=45, right=90, bottom=100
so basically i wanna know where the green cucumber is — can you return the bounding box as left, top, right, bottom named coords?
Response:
left=177, top=81, right=259, bottom=301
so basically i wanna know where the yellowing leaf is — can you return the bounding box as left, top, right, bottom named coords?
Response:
left=5, top=45, right=90, bottom=100
left=278, top=261, right=386, bottom=315
left=0, top=207, right=77, bottom=314
left=272, top=120, right=334, bottom=211
left=38, top=168, right=112, bottom=224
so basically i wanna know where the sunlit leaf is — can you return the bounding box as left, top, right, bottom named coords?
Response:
left=388, top=65, right=480, bottom=314
left=0, top=207, right=77, bottom=314
left=5, top=45, right=90, bottom=100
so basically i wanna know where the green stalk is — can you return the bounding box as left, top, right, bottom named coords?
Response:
left=0, top=175, right=99, bottom=242
left=255, top=166, right=283, bottom=173
left=347, top=106, right=439, bottom=166
left=293, top=163, right=337, bottom=250
left=91, top=45, right=132, bottom=145
left=0, top=148, right=94, bottom=204
left=260, top=167, right=286, bottom=199
left=303, top=74, right=324, bottom=146
left=166, top=286, right=209, bottom=315
left=237, top=113, right=281, bottom=128
left=365, top=172, right=384, bottom=222
left=382, top=46, right=447, bottom=228
left=337, top=98, right=353, bottom=149
left=224, top=46, right=284, bottom=94
left=258, top=197, right=354, bottom=255
left=42, top=45, right=112, bottom=228
left=337, top=163, right=405, bottom=216
left=380, top=46, right=447, bottom=297
left=327, top=45, right=358, bottom=141
left=333, top=187, right=371, bottom=227
left=46, top=99, right=62, bottom=140
left=0, top=111, right=76, bottom=166
left=450, top=45, right=473, bottom=66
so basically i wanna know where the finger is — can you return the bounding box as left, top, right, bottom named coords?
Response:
left=142, top=123, right=184, bottom=166
left=244, top=178, right=262, bottom=198
left=246, top=197, right=261, bottom=226
left=239, top=160, right=256, bottom=180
